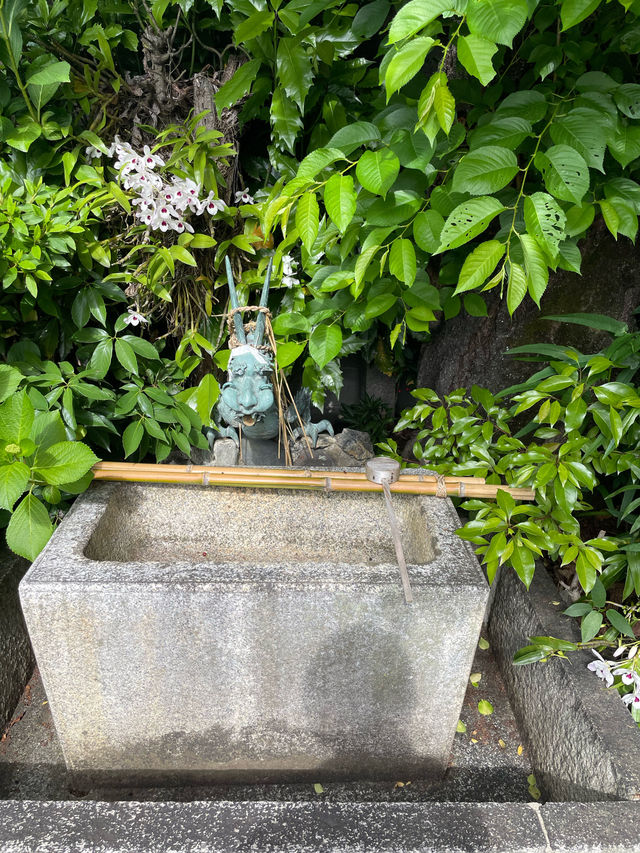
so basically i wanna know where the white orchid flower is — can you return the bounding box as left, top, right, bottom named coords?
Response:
left=234, top=188, right=254, bottom=205
left=587, top=650, right=614, bottom=687
left=123, top=309, right=148, bottom=327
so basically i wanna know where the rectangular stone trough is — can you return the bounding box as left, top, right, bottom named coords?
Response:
left=19, top=481, right=488, bottom=785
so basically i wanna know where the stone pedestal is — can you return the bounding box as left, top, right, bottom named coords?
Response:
left=20, top=481, right=488, bottom=785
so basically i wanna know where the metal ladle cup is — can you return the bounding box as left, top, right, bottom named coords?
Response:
left=365, top=457, right=414, bottom=605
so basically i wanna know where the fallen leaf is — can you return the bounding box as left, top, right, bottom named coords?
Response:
left=470, top=738, right=478, bottom=743
left=478, top=700, right=494, bottom=715
left=518, top=745, right=524, bottom=755
left=478, top=637, right=490, bottom=650
left=498, top=739, right=506, bottom=748
left=456, top=720, right=467, bottom=733
left=313, top=783, right=324, bottom=794
left=394, top=781, right=405, bottom=788
left=470, top=672, right=482, bottom=686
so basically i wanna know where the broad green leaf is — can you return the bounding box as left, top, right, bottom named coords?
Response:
left=550, top=108, right=606, bottom=171
left=561, top=0, right=601, bottom=30
left=272, top=312, right=310, bottom=335
left=469, top=116, right=532, bottom=150
left=277, top=38, right=313, bottom=112
left=276, top=341, right=306, bottom=368
left=390, top=129, right=434, bottom=170
left=496, top=90, right=548, bottom=122
left=580, top=608, right=602, bottom=642
left=271, top=89, right=303, bottom=152
left=466, top=0, right=528, bottom=46
left=389, top=239, right=417, bottom=285
left=457, top=34, right=498, bottom=86
left=354, top=245, right=380, bottom=290
left=34, top=441, right=98, bottom=486
left=296, top=192, right=320, bottom=252
left=452, top=146, right=519, bottom=195
left=356, top=149, right=400, bottom=197
left=0, top=364, right=22, bottom=403
left=309, top=324, right=342, bottom=368
left=414, top=210, right=444, bottom=252
left=437, top=197, right=505, bottom=252
left=6, top=493, right=53, bottom=561
left=615, top=84, right=640, bottom=120
left=535, top=145, right=589, bottom=204
left=233, top=9, right=274, bottom=43
left=388, top=0, right=461, bottom=44
left=434, top=81, right=455, bottom=134
left=353, top=0, right=391, bottom=38
left=507, top=262, right=527, bottom=315
left=6, top=120, right=41, bottom=152
left=169, top=245, right=197, bottom=266
left=327, top=121, right=381, bottom=155
left=196, top=374, right=220, bottom=424
left=455, top=240, right=505, bottom=294
left=385, top=37, right=435, bottom=100
left=606, top=608, right=636, bottom=638
left=520, top=234, right=549, bottom=307
left=324, top=174, right=357, bottom=233
left=0, top=389, right=34, bottom=443
left=523, top=192, right=566, bottom=258
left=123, top=420, right=144, bottom=458
left=88, top=338, right=113, bottom=380
left=214, top=59, right=261, bottom=111
left=365, top=292, right=397, bottom=319
left=115, top=338, right=138, bottom=374
left=297, top=147, right=345, bottom=179
left=26, top=59, right=70, bottom=85
left=477, top=700, right=494, bottom=715
left=0, top=461, right=29, bottom=510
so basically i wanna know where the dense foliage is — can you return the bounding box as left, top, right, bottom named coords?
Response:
left=0, top=0, right=639, bottom=570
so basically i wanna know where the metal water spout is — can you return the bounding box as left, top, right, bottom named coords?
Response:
left=365, top=457, right=414, bottom=605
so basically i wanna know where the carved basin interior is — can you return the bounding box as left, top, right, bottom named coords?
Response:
left=83, top=482, right=437, bottom=567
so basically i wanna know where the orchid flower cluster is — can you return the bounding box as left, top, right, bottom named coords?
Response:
left=588, top=645, right=640, bottom=717
left=102, top=137, right=237, bottom=235
left=281, top=254, right=300, bottom=288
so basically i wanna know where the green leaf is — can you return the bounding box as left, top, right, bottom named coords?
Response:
left=121, top=335, right=160, bottom=360
left=0, top=461, right=29, bottom=511
left=214, top=58, right=261, bottom=111
left=456, top=719, right=467, bottom=733
left=455, top=240, right=505, bottom=294
left=276, top=341, right=306, bottom=368
left=580, top=608, right=603, bottom=642
left=364, top=293, right=397, bottom=320
left=542, top=313, right=627, bottom=335
left=561, top=0, right=601, bottom=30
left=277, top=38, right=312, bottom=112
left=457, top=34, right=498, bottom=86
left=523, top=193, right=566, bottom=258
left=26, top=59, right=70, bottom=85
left=477, top=700, right=494, bottom=715
left=550, top=108, right=606, bottom=172
left=0, top=364, right=22, bottom=403
left=0, top=0, right=26, bottom=71
left=272, top=312, right=310, bottom=335
left=519, top=234, right=549, bottom=307
left=170, top=245, right=197, bottom=266
left=296, top=192, right=320, bottom=252
left=535, top=145, right=589, bottom=205
left=271, top=88, right=303, bottom=152
left=414, top=210, right=444, bottom=253
left=0, top=390, right=33, bottom=443
left=233, top=9, right=274, bottom=43
left=385, top=37, right=435, bottom=100
left=324, top=174, right=357, bottom=233
left=437, top=197, right=505, bottom=252
left=297, top=147, right=345, bottom=179
left=6, top=493, right=53, bottom=562
left=452, top=146, right=519, bottom=195
left=309, top=325, right=342, bottom=368
left=33, top=441, right=98, bottom=486
left=327, top=121, right=381, bottom=156
left=466, top=0, right=528, bottom=46
left=389, top=239, right=417, bottom=285
left=88, top=338, right=113, bottom=380
left=356, top=149, right=400, bottom=197
left=196, top=374, right=220, bottom=424
left=123, top=420, right=144, bottom=458
left=506, top=262, right=527, bottom=315
left=388, top=0, right=460, bottom=44
left=615, top=84, right=640, bottom=120
left=606, top=608, right=636, bottom=638
left=434, top=80, right=456, bottom=135
left=115, top=338, right=138, bottom=375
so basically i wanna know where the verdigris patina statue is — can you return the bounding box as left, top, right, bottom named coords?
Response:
left=208, top=257, right=333, bottom=450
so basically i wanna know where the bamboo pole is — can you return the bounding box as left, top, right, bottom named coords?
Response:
left=93, top=461, right=486, bottom=485
left=91, top=462, right=534, bottom=501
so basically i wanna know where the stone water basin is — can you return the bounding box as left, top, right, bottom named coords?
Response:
left=19, top=481, right=488, bottom=786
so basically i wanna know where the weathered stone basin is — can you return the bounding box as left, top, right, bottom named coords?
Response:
left=19, top=481, right=488, bottom=785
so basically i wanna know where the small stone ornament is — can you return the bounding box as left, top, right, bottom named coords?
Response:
left=208, top=257, right=333, bottom=450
